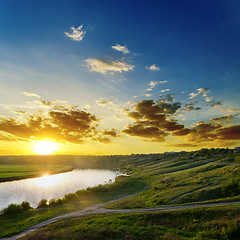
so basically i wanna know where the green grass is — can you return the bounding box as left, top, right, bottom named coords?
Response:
left=1, top=149, right=240, bottom=238
left=0, top=176, right=145, bottom=238
left=0, top=163, right=72, bottom=182
left=21, top=205, right=240, bottom=240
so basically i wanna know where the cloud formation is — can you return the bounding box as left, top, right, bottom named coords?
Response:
left=112, top=44, right=129, bottom=54
left=0, top=102, right=115, bottom=144
left=189, top=88, right=209, bottom=99
left=86, top=58, right=134, bottom=74
left=101, top=128, right=119, bottom=137
left=146, top=64, right=160, bottom=71
left=146, top=80, right=168, bottom=91
left=122, top=94, right=240, bottom=147
left=122, top=98, right=183, bottom=142
left=65, top=25, right=86, bottom=41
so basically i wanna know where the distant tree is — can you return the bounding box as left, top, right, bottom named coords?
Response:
left=37, top=199, right=48, bottom=208
left=21, top=201, right=31, bottom=211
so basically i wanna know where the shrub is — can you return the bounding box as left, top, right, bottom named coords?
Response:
left=21, top=201, right=31, bottom=211
left=2, top=203, right=23, bottom=215
left=63, top=193, right=77, bottom=202
left=37, top=199, right=48, bottom=208
left=48, top=198, right=63, bottom=207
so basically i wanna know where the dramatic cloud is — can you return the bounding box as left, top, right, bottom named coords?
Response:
left=65, top=25, right=86, bottom=41
left=184, top=122, right=240, bottom=144
left=122, top=98, right=183, bottom=142
left=112, top=44, right=129, bottom=54
left=86, top=58, right=134, bottom=74
left=23, top=92, right=41, bottom=98
left=122, top=93, right=240, bottom=146
left=0, top=102, right=113, bottom=144
left=146, top=64, right=160, bottom=71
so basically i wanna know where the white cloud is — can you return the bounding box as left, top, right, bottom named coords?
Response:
left=65, top=25, right=86, bottom=41
left=86, top=58, right=134, bottom=74
left=142, top=93, right=152, bottom=97
left=23, top=92, right=41, bottom=98
left=204, top=96, right=213, bottom=102
left=112, top=44, right=129, bottom=54
left=161, top=89, right=170, bottom=92
left=189, top=88, right=209, bottom=99
left=149, top=81, right=158, bottom=88
left=159, top=80, right=168, bottom=84
left=146, top=81, right=158, bottom=91
left=146, top=64, right=160, bottom=71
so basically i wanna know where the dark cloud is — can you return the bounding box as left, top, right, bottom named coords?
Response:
left=210, top=114, right=235, bottom=122
left=172, top=128, right=191, bottom=136
left=122, top=98, right=183, bottom=142
left=0, top=103, right=112, bottom=144
left=101, top=129, right=119, bottom=137
left=122, top=123, right=167, bottom=142
left=183, top=103, right=201, bottom=112
left=123, top=97, right=240, bottom=146
left=185, top=122, right=240, bottom=143
left=217, top=125, right=240, bottom=140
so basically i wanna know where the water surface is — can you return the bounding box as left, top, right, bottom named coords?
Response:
left=0, top=169, right=119, bottom=209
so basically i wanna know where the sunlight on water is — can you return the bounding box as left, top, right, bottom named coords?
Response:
left=0, top=169, right=120, bottom=209
left=34, top=174, right=62, bottom=187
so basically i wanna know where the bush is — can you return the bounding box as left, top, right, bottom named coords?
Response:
left=222, top=178, right=240, bottom=197
left=37, top=199, right=48, bottom=208
left=21, top=201, right=31, bottom=211
left=63, top=193, right=77, bottom=202
left=48, top=198, right=63, bottom=207
left=1, top=201, right=32, bottom=215
left=2, top=203, right=23, bottom=215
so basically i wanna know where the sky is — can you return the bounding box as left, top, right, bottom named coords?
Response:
left=0, top=0, right=240, bottom=155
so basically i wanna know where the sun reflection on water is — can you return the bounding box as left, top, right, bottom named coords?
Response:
left=35, top=174, right=62, bottom=187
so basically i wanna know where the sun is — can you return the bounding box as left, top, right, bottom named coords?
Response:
left=34, top=141, right=58, bottom=155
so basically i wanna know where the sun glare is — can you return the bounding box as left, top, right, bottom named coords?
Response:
left=34, top=141, right=58, bottom=155
left=35, top=174, right=61, bottom=187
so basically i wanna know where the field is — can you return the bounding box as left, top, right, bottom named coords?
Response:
left=21, top=205, right=240, bottom=240
left=0, top=163, right=73, bottom=182
left=0, top=148, right=240, bottom=239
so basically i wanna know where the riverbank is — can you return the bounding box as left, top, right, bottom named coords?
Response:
left=0, top=164, right=73, bottom=182
left=0, top=176, right=145, bottom=238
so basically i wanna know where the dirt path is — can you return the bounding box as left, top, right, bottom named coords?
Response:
left=2, top=194, right=240, bottom=240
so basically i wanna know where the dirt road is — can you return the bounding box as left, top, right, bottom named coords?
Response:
left=2, top=194, right=240, bottom=240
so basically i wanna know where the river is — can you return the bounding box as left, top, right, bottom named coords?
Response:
left=0, top=169, right=120, bottom=209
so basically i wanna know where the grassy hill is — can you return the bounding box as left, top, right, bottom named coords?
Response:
left=0, top=148, right=240, bottom=239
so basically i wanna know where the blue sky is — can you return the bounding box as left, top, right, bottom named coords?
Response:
left=0, top=0, right=240, bottom=154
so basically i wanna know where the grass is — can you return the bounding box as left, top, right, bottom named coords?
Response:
left=1, top=149, right=240, bottom=238
left=21, top=205, right=240, bottom=240
left=0, top=163, right=72, bottom=182
left=0, top=176, right=145, bottom=238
